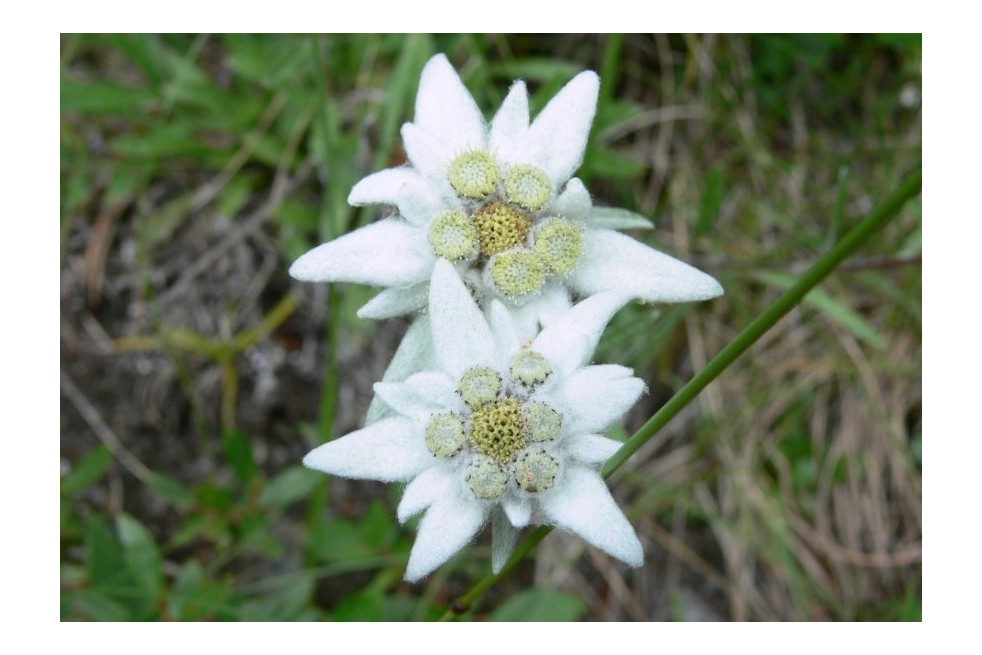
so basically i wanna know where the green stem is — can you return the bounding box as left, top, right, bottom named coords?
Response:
left=438, top=166, right=921, bottom=621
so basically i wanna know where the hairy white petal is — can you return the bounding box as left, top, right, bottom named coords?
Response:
left=429, top=260, right=497, bottom=377
left=503, top=497, right=532, bottom=528
left=508, top=283, right=573, bottom=341
left=357, top=284, right=429, bottom=320
left=531, top=290, right=632, bottom=376
left=405, top=493, right=486, bottom=582
left=289, top=219, right=433, bottom=286
left=567, top=433, right=624, bottom=466
left=401, top=371, right=460, bottom=409
left=555, top=365, right=645, bottom=433
left=398, top=467, right=455, bottom=523
left=489, top=80, right=530, bottom=165
left=302, top=417, right=427, bottom=482
left=541, top=467, right=643, bottom=567
left=572, top=228, right=724, bottom=303
left=402, top=123, right=455, bottom=181
left=365, top=316, right=435, bottom=425
left=347, top=167, right=445, bottom=226
left=486, top=300, right=521, bottom=367
left=413, top=54, right=486, bottom=153
left=491, top=508, right=520, bottom=574
left=551, top=178, right=592, bottom=220
left=373, top=381, right=427, bottom=417
left=526, top=71, right=600, bottom=185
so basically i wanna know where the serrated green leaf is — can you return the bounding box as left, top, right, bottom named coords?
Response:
left=489, top=589, right=586, bottom=622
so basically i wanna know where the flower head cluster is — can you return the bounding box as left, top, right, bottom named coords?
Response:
left=293, top=54, right=723, bottom=581
left=290, top=54, right=722, bottom=338
left=305, top=262, right=645, bottom=580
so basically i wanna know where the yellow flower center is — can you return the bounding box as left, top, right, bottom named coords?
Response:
left=470, top=398, right=527, bottom=463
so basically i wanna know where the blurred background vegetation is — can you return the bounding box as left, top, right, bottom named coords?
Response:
left=60, top=34, right=921, bottom=621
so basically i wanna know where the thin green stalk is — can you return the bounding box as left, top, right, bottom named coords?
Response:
left=439, top=166, right=921, bottom=620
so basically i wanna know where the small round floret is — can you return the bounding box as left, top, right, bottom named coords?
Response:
left=458, top=366, right=501, bottom=407
left=503, top=165, right=551, bottom=211
left=510, top=351, right=552, bottom=387
left=489, top=250, right=546, bottom=297
left=523, top=402, right=562, bottom=442
left=428, top=210, right=479, bottom=261
left=448, top=151, right=499, bottom=199
left=534, top=218, right=584, bottom=276
left=467, top=460, right=509, bottom=500
left=424, top=413, right=466, bottom=458
left=514, top=451, right=559, bottom=493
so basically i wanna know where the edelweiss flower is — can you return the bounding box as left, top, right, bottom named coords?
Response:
left=303, top=260, right=646, bottom=581
left=290, top=54, right=722, bottom=339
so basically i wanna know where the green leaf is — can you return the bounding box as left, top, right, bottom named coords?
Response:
left=259, top=465, right=323, bottom=509
left=696, top=167, right=725, bottom=238
left=84, top=514, right=127, bottom=590
left=116, top=514, right=164, bottom=599
left=61, top=446, right=112, bottom=496
left=489, top=589, right=586, bottom=622
left=61, top=78, right=157, bottom=114
left=224, top=429, right=258, bottom=483
left=238, top=572, right=316, bottom=621
left=584, top=147, right=646, bottom=180
left=753, top=271, right=887, bottom=350
left=70, top=590, right=132, bottom=621
left=587, top=207, right=654, bottom=231
left=332, top=590, right=383, bottom=621
left=148, top=472, right=195, bottom=506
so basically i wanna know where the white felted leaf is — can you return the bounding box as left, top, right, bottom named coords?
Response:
left=373, top=381, right=428, bottom=417
left=486, top=300, right=520, bottom=366
left=554, top=364, right=645, bottom=433
left=429, top=260, right=497, bottom=377
left=502, top=497, right=531, bottom=528
left=405, top=493, right=486, bottom=582
left=586, top=206, right=654, bottom=231
left=531, top=290, right=632, bottom=376
left=289, top=218, right=433, bottom=286
left=571, top=228, right=724, bottom=303
left=398, top=467, right=455, bottom=523
left=348, top=167, right=445, bottom=227
left=551, top=178, right=592, bottom=221
left=357, top=284, right=429, bottom=319
left=401, top=122, right=455, bottom=181
left=413, top=54, right=486, bottom=154
left=365, top=316, right=435, bottom=425
left=401, top=371, right=460, bottom=410
left=541, top=466, right=643, bottom=567
left=526, top=71, right=600, bottom=185
left=302, top=417, right=428, bottom=482
left=488, top=80, right=530, bottom=165
left=491, top=508, right=520, bottom=574
left=508, top=283, right=573, bottom=342
left=567, top=433, right=624, bottom=466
